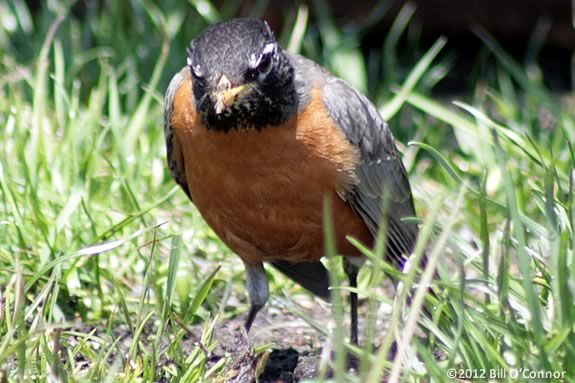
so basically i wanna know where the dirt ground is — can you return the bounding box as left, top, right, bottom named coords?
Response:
left=206, top=287, right=397, bottom=383
left=208, top=302, right=332, bottom=382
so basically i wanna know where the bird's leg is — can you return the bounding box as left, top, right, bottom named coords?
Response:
left=343, top=259, right=360, bottom=345
left=243, top=262, right=269, bottom=332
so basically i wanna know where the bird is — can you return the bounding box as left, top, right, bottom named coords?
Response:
left=164, top=17, right=418, bottom=344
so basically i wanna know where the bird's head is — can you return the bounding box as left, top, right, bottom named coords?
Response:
left=187, top=18, right=296, bottom=132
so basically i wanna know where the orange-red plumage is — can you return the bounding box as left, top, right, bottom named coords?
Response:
left=171, top=75, right=372, bottom=265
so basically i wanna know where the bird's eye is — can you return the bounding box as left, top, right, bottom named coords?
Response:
left=257, top=53, right=273, bottom=75
left=246, top=43, right=276, bottom=81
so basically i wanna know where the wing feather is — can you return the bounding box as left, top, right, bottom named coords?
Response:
left=288, top=53, right=418, bottom=267
left=321, top=78, right=418, bottom=266
left=164, top=67, right=192, bottom=200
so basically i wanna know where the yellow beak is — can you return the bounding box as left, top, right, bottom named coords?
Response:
left=211, top=74, right=254, bottom=115
left=213, top=84, right=249, bottom=114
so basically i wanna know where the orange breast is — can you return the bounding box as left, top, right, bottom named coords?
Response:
left=171, top=79, right=373, bottom=264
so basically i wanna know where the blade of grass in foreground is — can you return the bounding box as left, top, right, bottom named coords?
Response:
left=366, top=193, right=445, bottom=383
left=162, top=235, right=182, bottom=325
left=491, top=128, right=549, bottom=369
left=149, top=234, right=182, bottom=379
left=389, top=187, right=465, bottom=383
left=182, top=265, right=221, bottom=323
left=380, top=36, right=447, bottom=120
left=479, top=171, right=491, bottom=305
left=323, top=195, right=346, bottom=382
left=359, top=190, right=391, bottom=379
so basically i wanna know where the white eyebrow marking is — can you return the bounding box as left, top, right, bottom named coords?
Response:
left=186, top=57, right=192, bottom=66
left=262, top=43, right=275, bottom=55
left=249, top=53, right=258, bottom=67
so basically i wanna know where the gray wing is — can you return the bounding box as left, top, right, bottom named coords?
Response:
left=322, top=78, right=418, bottom=266
left=164, top=67, right=192, bottom=200
left=289, top=54, right=418, bottom=266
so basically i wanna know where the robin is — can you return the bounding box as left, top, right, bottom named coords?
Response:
left=164, top=18, right=418, bottom=344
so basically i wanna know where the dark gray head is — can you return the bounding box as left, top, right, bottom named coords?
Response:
left=187, top=18, right=296, bottom=132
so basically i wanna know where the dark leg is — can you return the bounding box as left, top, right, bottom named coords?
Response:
left=243, top=262, right=269, bottom=332
left=348, top=270, right=359, bottom=345
left=344, top=259, right=360, bottom=345
left=245, top=303, right=264, bottom=332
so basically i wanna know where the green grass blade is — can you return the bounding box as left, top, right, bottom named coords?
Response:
left=381, top=37, right=447, bottom=120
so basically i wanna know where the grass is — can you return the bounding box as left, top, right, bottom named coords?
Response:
left=1, top=0, right=574, bottom=381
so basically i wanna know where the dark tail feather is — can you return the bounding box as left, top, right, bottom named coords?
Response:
left=270, top=260, right=331, bottom=301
